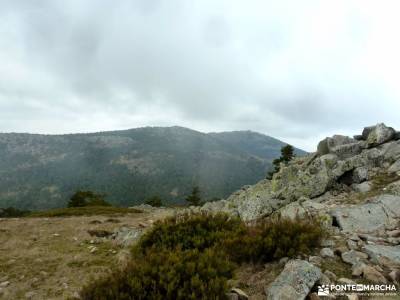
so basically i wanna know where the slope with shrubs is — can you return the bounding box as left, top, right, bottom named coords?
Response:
left=80, top=213, right=325, bottom=300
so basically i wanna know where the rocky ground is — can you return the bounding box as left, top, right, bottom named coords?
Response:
left=199, top=123, right=400, bottom=299
left=0, top=206, right=174, bottom=299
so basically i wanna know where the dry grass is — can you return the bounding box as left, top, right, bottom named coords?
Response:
left=231, top=262, right=283, bottom=300
left=0, top=208, right=174, bottom=299
left=28, top=206, right=143, bottom=218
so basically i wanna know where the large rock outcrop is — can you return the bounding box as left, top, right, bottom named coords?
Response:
left=330, top=195, right=400, bottom=233
left=200, top=123, right=400, bottom=222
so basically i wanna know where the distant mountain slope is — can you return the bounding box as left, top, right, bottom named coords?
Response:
left=0, top=126, right=305, bottom=210
left=209, top=131, right=307, bottom=160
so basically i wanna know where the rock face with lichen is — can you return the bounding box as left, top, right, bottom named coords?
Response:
left=200, top=123, right=400, bottom=222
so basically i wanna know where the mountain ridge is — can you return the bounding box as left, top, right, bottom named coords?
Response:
left=0, top=126, right=305, bottom=210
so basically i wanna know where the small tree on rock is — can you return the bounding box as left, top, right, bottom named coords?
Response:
left=266, top=145, right=295, bottom=179
left=185, top=186, right=202, bottom=206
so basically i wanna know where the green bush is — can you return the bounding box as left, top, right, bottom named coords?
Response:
left=224, top=217, right=325, bottom=263
left=0, top=207, right=30, bottom=218
left=137, top=213, right=246, bottom=252
left=145, top=195, right=163, bottom=207
left=68, top=190, right=110, bottom=208
left=80, top=214, right=325, bottom=299
left=80, top=248, right=234, bottom=300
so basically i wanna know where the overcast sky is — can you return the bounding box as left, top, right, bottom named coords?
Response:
left=0, top=0, right=399, bottom=151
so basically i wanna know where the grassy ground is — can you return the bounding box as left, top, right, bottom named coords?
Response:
left=28, top=206, right=143, bottom=218
left=0, top=208, right=174, bottom=299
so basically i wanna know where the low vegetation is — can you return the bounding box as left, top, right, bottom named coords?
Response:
left=145, top=195, right=163, bottom=207
left=28, top=206, right=142, bottom=218
left=68, top=190, right=111, bottom=208
left=81, top=213, right=325, bottom=299
left=0, top=206, right=30, bottom=218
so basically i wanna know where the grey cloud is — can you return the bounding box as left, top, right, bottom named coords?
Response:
left=0, top=0, right=399, bottom=150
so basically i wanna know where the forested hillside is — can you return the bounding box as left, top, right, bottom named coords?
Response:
left=0, top=126, right=305, bottom=210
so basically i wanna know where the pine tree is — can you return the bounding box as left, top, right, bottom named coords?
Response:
left=185, top=186, right=202, bottom=206
left=266, top=145, right=295, bottom=179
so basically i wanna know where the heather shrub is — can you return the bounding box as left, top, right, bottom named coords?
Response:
left=81, top=214, right=325, bottom=299
left=80, top=247, right=234, bottom=300
left=136, top=212, right=246, bottom=252
left=224, top=217, right=325, bottom=263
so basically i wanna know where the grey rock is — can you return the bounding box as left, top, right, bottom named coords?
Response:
left=320, top=239, right=336, bottom=247
left=320, top=248, right=335, bottom=258
left=354, top=135, right=364, bottom=141
left=341, top=250, right=368, bottom=265
left=351, top=261, right=366, bottom=277
left=309, top=256, right=323, bottom=266
left=388, top=159, right=400, bottom=173
left=363, top=244, right=400, bottom=264
left=324, top=270, right=337, bottom=281
left=266, top=260, right=321, bottom=300
left=362, top=265, right=387, bottom=284
left=389, top=270, right=400, bottom=283
left=0, top=281, right=9, bottom=287
left=317, top=135, right=356, bottom=156
left=111, top=227, right=144, bottom=247
left=347, top=239, right=358, bottom=250
left=226, top=293, right=239, bottom=300
left=385, top=180, right=400, bottom=196
left=330, top=195, right=400, bottom=233
left=363, top=123, right=396, bottom=147
left=351, top=181, right=372, bottom=193
left=352, top=167, right=369, bottom=183
left=230, top=288, right=249, bottom=300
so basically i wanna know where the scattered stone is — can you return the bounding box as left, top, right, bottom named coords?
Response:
left=320, top=239, right=335, bottom=247
left=265, top=260, right=321, bottom=300
left=111, top=227, right=144, bottom=247
left=363, top=244, right=400, bottom=264
left=230, top=288, right=249, bottom=300
left=387, top=229, right=400, bottom=238
left=334, top=246, right=349, bottom=256
left=351, top=262, right=366, bottom=277
left=341, top=250, right=368, bottom=265
left=389, top=270, right=400, bottom=283
left=52, top=233, right=60, bottom=237
left=324, top=270, right=337, bottom=281
left=279, top=257, right=289, bottom=265
left=351, top=181, right=372, bottom=193
left=226, top=293, right=239, bottom=300
left=89, top=246, right=97, bottom=254
left=0, top=281, right=10, bottom=287
left=320, top=248, right=335, bottom=258
left=347, top=239, right=358, bottom=250
left=309, top=256, right=323, bottom=266
left=318, top=273, right=331, bottom=285
left=362, top=265, right=387, bottom=284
